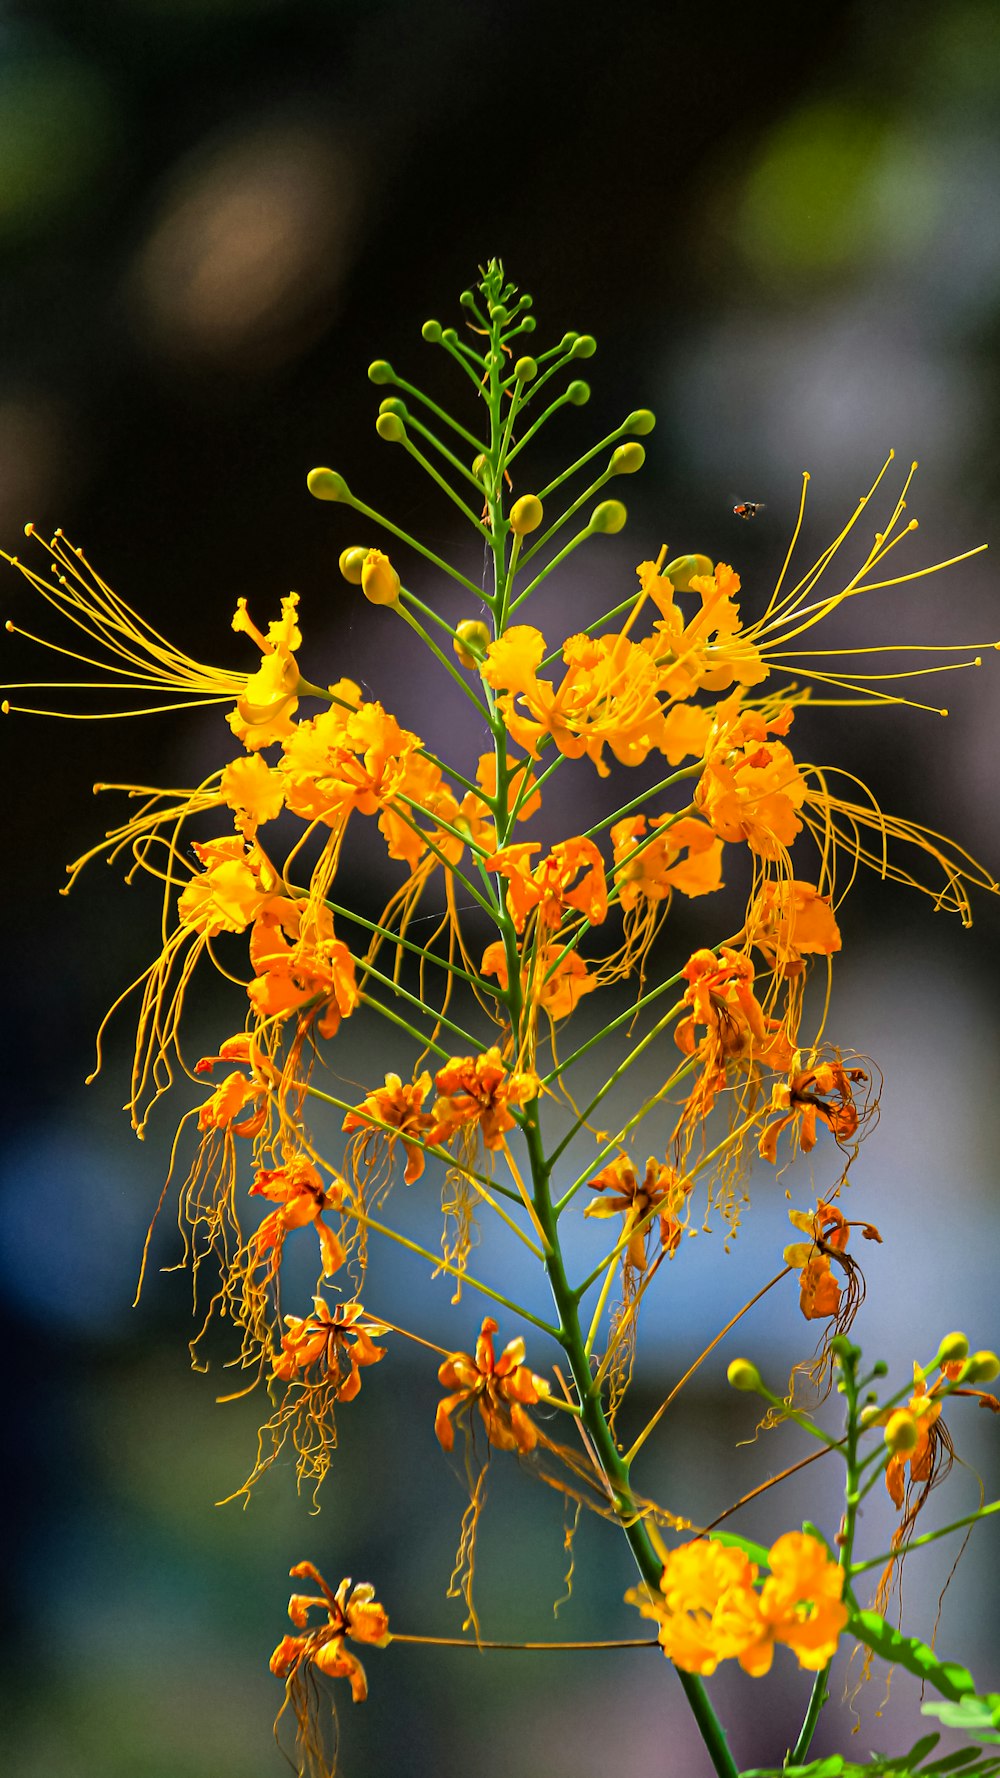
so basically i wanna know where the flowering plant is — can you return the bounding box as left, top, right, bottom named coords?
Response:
left=5, top=260, right=999, bottom=1777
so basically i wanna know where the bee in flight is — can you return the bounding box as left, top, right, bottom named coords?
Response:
left=733, top=501, right=765, bottom=519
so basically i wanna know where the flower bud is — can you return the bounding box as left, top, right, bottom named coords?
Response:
left=472, top=454, right=491, bottom=484
left=367, top=360, right=395, bottom=385
left=453, top=619, right=491, bottom=668
left=570, top=334, right=597, bottom=359
left=517, top=314, right=537, bottom=334
left=510, top=494, right=543, bottom=536
left=962, top=1350, right=1000, bottom=1383
left=727, top=1358, right=762, bottom=1392
left=884, top=1410, right=919, bottom=1454
left=361, top=549, right=400, bottom=607
left=379, top=396, right=408, bottom=419
left=513, top=356, right=537, bottom=383
left=421, top=319, right=443, bottom=342
left=663, top=553, right=714, bottom=591
left=307, top=467, right=352, bottom=503
left=610, top=442, right=645, bottom=475
left=566, top=379, right=590, bottom=406
left=376, top=412, right=407, bottom=444
left=624, top=409, right=656, bottom=436
left=338, top=547, right=367, bottom=585
left=589, top=499, right=626, bottom=535
left=858, top=1404, right=882, bottom=1429
left=489, top=303, right=509, bottom=326
left=937, top=1332, right=969, bottom=1365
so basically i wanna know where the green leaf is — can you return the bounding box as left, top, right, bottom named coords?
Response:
left=922, top=1695, right=1000, bottom=1745
left=707, top=1528, right=771, bottom=1567
left=848, top=1608, right=979, bottom=1702
left=740, top=1738, right=1000, bottom=1778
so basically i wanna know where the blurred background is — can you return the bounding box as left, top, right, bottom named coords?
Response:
left=2, top=1, right=999, bottom=1773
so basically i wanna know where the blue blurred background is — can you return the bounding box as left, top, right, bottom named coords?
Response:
left=2, top=2, right=999, bottom=1773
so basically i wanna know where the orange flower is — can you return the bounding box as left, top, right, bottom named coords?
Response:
left=270, top=1564, right=390, bottom=1703
left=481, top=941, right=596, bottom=1022
left=676, top=947, right=794, bottom=1074
left=783, top=1200, right=852, bottom=1321
left=280, top=693, right=417, bottom=827
left=219, top=752, right=285, bottom=836
left=481, top=623, right=669, bottom=776
left=749, top=879, right=842, bottom=975
left=485, top=836, right=608, bottom=933
left=176, top=836, right=277, bottom=935
left=640, top=558, right=767, bottom=699
left=584, top=1154, right=690, bottom=1270
left=228, top=593, right=303, bottom=750
left=248, top=1156, right=346, bottom=1281
left=342, top=1072, right=435, bottom=1184
left=247, top=899, right=359, bottom=1038
left=759, top=1056, right=866, bottom=1164
left=194, top=1034, right=269, bottom=1137
left=435, top=1316, right=549, bottom=1454
left=431, top=1047, right=540, bottom=1150
left=695, top=696, right=805, bottom=859
left=271, top=1296, right=387, bottom=1393
left=626, top=1532, right=845, bottom=1678
left=611, top=813, right=723, bottom=910
left=882, top=1364, right=945, bottom=1509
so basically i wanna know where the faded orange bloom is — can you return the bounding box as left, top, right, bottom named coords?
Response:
left=695, top=696, right=806, bottom=859
left=431, top=1047, right=540, bottom=1150
left=248, top=1156, right=346, bottom=1281
left=270, top=1564, right=390, bottom=1704
left=626, top=1532, right=845, bottom=1678
left=676, top=947, right=794, bottom=1074
left=271, top=1297, right=387, bottom=1393
left=584, top=1154, right=690, bottom=1270
left=882, top=1364, right=946, bottom=1509
left=481, top=941, right=596, bottom=1022
left=342, top=1072, right=436, bottom=1184
left=783, top=1200, right=861, bottom=1322
left=611, top=813, right=723, bottom=910
left=228, top=593, right=303, bottom=750
left=759, top=1056, right=867, bottom=1164
left=749, top=879, right=842, bottom=975
left=248, top=899, right=359, bottom=1038
left=194, top=1035, right=270, bottom=1138
left=435, top=1315, right=549, bottom=1454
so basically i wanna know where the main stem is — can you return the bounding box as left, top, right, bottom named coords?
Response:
left=478, top=268, right=738, bottom=1778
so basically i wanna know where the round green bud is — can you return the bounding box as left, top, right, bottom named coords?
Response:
left=589, top=499, right=626, bottom=535
left=517, top=294, right=533, bottom=311
left=379, top=396, right=408, bottom=419
left=453, top=619, right=491, bottom=669
left=858, top=1404, right=882, bottom=1429
left=338, top=546, right=367, bottom=585
left=872, top=1361, right=889, bottom=1378
left=459, top=290, right=478, bottom=309
left=360, top=549, right=401, bottom=607
left=884, top=1410, right=919, bottom=1454
left=307, top=467, right=352, bottom=503
left=963, top=1350, right=1000, bottom=1383
left=513, top=356, right=537, bottom=383
left=559, top=332, right=579, bottom=351
left=442, top=327, right=458, bottom=345
left=472, top=453, right=491, bottom=483
left=570, top=334, right=597, bottom=359
left=421, top=319, right=443, bottom=343
left=510, top=494, right=543, bottom=536
left=938, top=1332, right=969, bottom=1365
left=489, top=303, right=509, bottom=326
left=367, top=360, right=395, bottom=385
left=727, top=1358, right=763, bottom=1392
left=624, top=408, right=656, bottom=436
left=518, top=314, right=537, bottom=333
left=610, top=442, right=646, bottom=475
left=663, top=553, right=714, bottom=591
left=566, top=379, right=590, bottom=406
left=376, top=412, right=407, bottom=444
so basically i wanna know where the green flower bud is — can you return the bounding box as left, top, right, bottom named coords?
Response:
left=589, top=499, right=626, bottom=535
left=884, top=1410, right=919, bottom=1454
left=441, top=327, right=458, bottom=345
left=459, top=290, right=478, bottom=310
left=513, top=356, right=537, bottom=383
left=510, top=494, right=543, bottom=536
left=858, top=1404, right=882, bottom=1429
left=963, top=1350, right=1000, bottom=1383
left=472, top=454, right=491, bottom=484
left=610, top=442, right=645, bottom=475
left=938, top=1332, right=969, bottom=1365
left=307, top=467, right=351, bottom=503
left=367, top=360, right=395, bottom=385
left=489, top=304, right=509, bottom=326
left=570, top=334, right=597, bottom=359
left=360, top=549, right=400, bottom=607
left=338, top=547, right=367, bottom=585
left=376, top=412, right=407, bottom=444
left=566, top=379, right=590, bottom=406
left=624, top=409, right=656, bottom=436
left=379, top=396, right=408, bottom=419
left=517, top=294, right=533, bottom=311
left=727, top=1358, right=763, bottom=1392
left=517, top=314, right=537, bottom=333
left=663, top=553, right=714, bottom=591
left=559, top=332, right=579, bottom=351
left=453, top=619, right=491, bottom=668
left=421, top=319, right=443, bottom=343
